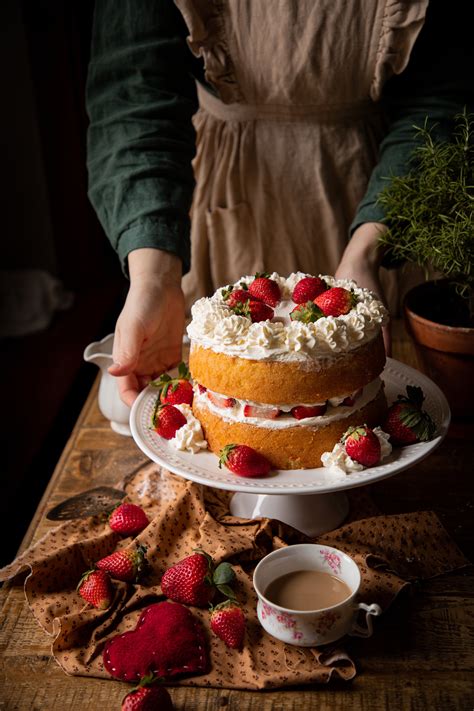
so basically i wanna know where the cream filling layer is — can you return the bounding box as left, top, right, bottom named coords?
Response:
left=194, top=378, right=383, bottom=430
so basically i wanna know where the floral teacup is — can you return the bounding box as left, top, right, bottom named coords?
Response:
left=253, top=543, right=381, bottom=647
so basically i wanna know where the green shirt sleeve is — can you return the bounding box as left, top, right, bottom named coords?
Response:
left=86, top=0, right=198, bottom=276
left=351, top=3, right=474, bottom=248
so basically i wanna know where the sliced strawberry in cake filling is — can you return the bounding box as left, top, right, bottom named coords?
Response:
left=194, top=380, right=382, bottom=428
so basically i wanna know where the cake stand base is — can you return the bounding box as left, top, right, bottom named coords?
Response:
left=229, top=491, right=350, bottom=537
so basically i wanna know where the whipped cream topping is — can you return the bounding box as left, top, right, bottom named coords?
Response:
left=169, top=404, right=208, bottom=453
left=187, top=272, right=388, bottom=362
left=320, top=426, right=392, bottom=475
left=195, top=378, right=383, bottom=431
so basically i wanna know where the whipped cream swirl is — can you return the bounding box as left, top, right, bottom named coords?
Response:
left=169, top=404, right=208, bottom=453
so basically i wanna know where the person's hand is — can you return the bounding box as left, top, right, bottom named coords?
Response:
left=335, top=222, right=392, bottom=355
left=108, top=249, right=185, bottom=406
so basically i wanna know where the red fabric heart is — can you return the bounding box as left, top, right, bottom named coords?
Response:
left=102, top=601, right=209, bottom=682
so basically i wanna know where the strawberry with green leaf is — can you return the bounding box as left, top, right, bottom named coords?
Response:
left=221, top=282, right=258, bottom=309
left=219, top=444, right=271, bottom=478
left=248, top=272, right=281, bottom=307
left=96, top=544, right=148, bottom=582
left=290, top=301, right=324, bottom=323
left=383, top=385, right=435, bottom=445
left=150, top=362, right=193, bottom=406
left=342, top=425, right=381, bottom=467
left=161, top=550, right=237, bottom=607
left=151, top=401, right=187, bottom=439
left=231, top=299, right=274, bottom=323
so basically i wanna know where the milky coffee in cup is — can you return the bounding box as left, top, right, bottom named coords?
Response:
left=253, top=544, right=382, bottom=646
left=264, top=569, right=352, bottom=611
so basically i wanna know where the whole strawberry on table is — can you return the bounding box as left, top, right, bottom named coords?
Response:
left=161, top=549, right=237, bottom=607
left=77, top=569, right=113, bottom=610
left=109, top=503, right=150, bottom=536
left=96, top=544, right=148, bottom=582
left=210, top=600, right=246, bottom=650
left=121, top=674, right=173, bottom=711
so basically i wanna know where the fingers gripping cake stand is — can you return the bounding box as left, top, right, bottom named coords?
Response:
left=130, top=359, right=450, bottom=537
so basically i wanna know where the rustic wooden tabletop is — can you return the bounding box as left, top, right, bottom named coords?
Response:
left=1, top=321, right=473, bottom=710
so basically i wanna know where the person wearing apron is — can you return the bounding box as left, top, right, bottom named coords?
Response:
left=86, top=0, right=472, bottom=405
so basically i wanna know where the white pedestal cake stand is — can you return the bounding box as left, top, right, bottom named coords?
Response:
left=130, top=358, right=450, bottom=537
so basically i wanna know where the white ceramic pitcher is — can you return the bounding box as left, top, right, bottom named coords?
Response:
left=83, top=333, right=132, bottom=436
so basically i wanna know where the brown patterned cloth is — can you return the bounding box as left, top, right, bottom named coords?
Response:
left=0, top=465, right=468, bottom=689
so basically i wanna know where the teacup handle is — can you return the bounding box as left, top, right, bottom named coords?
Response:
left=349, top=602, right=382, bottom=638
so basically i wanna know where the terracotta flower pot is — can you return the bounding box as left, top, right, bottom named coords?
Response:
left=403, top=281, right=474, bottom=419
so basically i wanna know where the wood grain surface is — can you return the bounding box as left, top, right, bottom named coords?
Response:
left=1, top=320, right=473, bottom=710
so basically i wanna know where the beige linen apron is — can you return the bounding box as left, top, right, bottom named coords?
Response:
left=176, top=0, right=428, bottom=313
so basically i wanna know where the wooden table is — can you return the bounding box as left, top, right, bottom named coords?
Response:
left=1, top=321, right=473, bottom=710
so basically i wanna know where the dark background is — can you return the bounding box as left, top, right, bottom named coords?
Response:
left=1, top=1, right=127, bottom=565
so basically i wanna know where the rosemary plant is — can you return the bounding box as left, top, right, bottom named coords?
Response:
left=378, top=111, right=474, bottom=301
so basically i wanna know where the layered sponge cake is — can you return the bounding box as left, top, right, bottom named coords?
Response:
left=187, top=273, right=388, bottom=469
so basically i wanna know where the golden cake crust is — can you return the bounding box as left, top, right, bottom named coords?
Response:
left=193, top=386, right=387, bottom=470
left=189, top=332, right=386, bottom=404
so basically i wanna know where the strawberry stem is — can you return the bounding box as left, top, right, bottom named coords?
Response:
left=341, top=424, right=368, bottom=442
left=210, top=599, right=240, bottom=613
left=76, top=569, right=95, bottom=592
left=221, top=285, right=234, bottom=300
left=290, top=301, right=324, bottom=323
left=149, top=362, right=191, bottom=400
left=218, top=444, right=238, bottom=469
left=151, top=396, right=161, bottom=428
left=130, top=672, right=165, bottom=692
left=192, top=548, right=214, bottom=569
